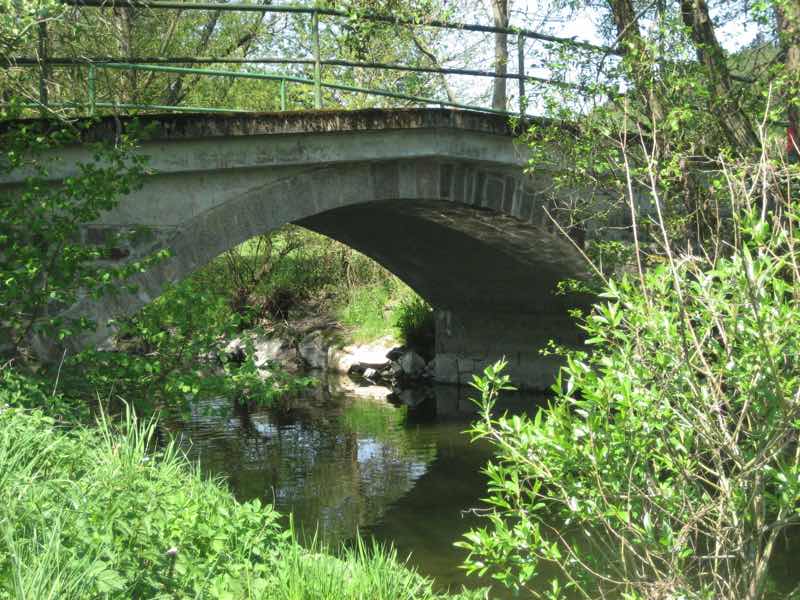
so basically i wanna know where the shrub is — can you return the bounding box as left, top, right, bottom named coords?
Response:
left=70, top=276, right=314, bottom=414
left=393, top=293, right=435, bottom=359
left=0, top=123, right=152, bottom=358
left=459, top=175, right=800, bottom=597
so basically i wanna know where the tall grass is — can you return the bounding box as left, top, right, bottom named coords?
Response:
left=393, top=294, right=436, bottom=359
left=271, top=536, right=485, bottom=600
left=336, top=282, right=397, bottom=342
left=0, top=403, right=287, bottom=599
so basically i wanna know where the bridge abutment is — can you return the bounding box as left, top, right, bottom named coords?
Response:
left=433, top=309, right=582, bottom=391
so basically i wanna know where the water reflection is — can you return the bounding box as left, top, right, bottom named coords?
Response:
left=164, top=379, right=442, bottom=542
left=163, top=375, right=547, bottom=592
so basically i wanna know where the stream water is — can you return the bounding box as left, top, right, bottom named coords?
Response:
left=161, top=373, right=544, bottom=594
left=162, top=374, right=800, bottom=597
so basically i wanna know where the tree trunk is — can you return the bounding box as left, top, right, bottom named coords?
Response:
left=114, top=6, right=137, bottom=102
left=777, top=1, right=800, bottom=161
left=490, top=0, right=508, bottom=111
left=165, top=9, right=222, bottom=105
left=680, top=0, right=759, bottom=151
left=411, top=32, right=458, bottom=103
left=607, top=0, right=664, bottom=124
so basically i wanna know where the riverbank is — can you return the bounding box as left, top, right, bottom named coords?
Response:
left=0, top=383, right=485, bottom=600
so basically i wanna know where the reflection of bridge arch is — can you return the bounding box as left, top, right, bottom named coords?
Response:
left=2, top=108, right=592, bottom=389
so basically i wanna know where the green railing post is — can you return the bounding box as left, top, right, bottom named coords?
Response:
left=517, top=32, right=525, bottom=117
left=37, top=20, right=49, bottom=114
left=312, top=10, right=322, bottom=109
left=280, top=78, right=286, bottom=110
left=88, top=63, right=96, bottom=116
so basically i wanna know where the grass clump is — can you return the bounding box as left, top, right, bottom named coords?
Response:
left=393, top=294, right=435, bottom=359
left=0, top=404, right=287, bottom=600
left=272, top=537, right=487, bottom=600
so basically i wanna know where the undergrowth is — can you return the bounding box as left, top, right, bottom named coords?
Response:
left=195, top=225, right=436, bottom=349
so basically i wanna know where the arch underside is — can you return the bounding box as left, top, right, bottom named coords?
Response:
left=56, top=157, right=591, bottom=389
left=299, top=198, right=591, bottom=390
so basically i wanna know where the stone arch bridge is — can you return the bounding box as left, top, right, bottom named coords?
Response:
left=2, top=108, right=597, bottom=390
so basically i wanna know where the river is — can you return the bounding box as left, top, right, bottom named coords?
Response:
left=161, top=373, right=545, bottom=594
left=161, top=373, right=800, bottom=598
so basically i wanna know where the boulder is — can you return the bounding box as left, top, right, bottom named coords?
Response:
left=252, top=335, right=297, bottom=369
left=223, top=333, right=299, bottom=370
left=398, top=350, right=426, bottom=378
left=423, top=357, right=436, bottom=378
left=298, top=331, right=328, bottom=370
left=386, top=346, right=406, bottom=361
left=328, top=337, right=394, bottom=374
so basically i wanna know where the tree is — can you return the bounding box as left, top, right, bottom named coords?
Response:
left=4, top=0, right=459, bottom=115
left=518, top=0, right=800, bottom=252
left=776, top=0, right=800, bottom=159
left=0, top=122, right=150, bottom=359
left=490, top=0, right=509, bottom=110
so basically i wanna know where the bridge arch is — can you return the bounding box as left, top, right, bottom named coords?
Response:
left=4, top=109, right=592, bottom=389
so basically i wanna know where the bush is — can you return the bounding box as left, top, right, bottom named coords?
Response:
left=69, top=276, right=313, bottom=415
left=0, top=123, right=160, bottom=359
left=459, top=189, right=800, bottom=596
left=393, top=294, right=435, bottom=359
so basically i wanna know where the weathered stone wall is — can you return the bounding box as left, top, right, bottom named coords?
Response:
left=433, top=309, right=583, bottom=389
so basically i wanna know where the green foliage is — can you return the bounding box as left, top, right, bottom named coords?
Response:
left=6, top=0, right=455, bottom=117
left=459, top=206, right=800, bottom=598
left=393, top=293, right=435, bottom=359
left=0, top=0, right=60, bottom=58
left=199, top=225, right=416, bottom=346
left=194, top=226, right=400, bottom=327
left=71, top=276, right=314, bottom=415
left=0, top=367, right=89, bottom=422
left=0, top=123, right=152, bottom=356
left=523, top=0, right=793, bottom=248
left=336, top=282, right=397, bottom=343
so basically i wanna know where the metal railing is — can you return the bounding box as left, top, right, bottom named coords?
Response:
left=6, top=0, right=619, bottom=119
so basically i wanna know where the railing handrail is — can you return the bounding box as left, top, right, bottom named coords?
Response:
left=7, top=0, right=621, bottom=119
left=6, top=56, right=605, bottom=90
left=60, top=0, right=621, bottom=55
